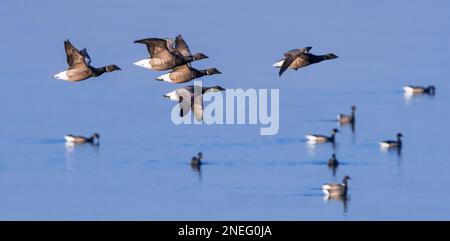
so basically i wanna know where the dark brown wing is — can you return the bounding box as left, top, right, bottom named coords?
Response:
left=172, top=64, right=191, bottom=72
left=64, top=40, right=87, bottom=69
left=174, top=34, right=192, bottom=57
left=134, top=38, right=173, bottom=59
left=279, top=52, right=309, bottom=76
left=279, top=53, right=297, bottom=76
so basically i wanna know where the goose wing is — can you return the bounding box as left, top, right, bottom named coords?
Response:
left=134, top=38, right=173, bottom=59
left=192, top=94, right=204, bottom=121
left=176, top=87, right=195, bottom=117
left=279, top=52, right=302, bottom=76
left=172, top=64, right=191, bottom=72
left=64, top=40, right=88, bottom=69
left=174, top=34, right=192, bottom=57
left=285, top=47, right=312, bottom=56
left=80, top=48, right=91, bottom=65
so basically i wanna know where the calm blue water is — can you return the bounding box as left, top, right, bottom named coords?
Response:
left=0, top=0, right=450, bottom=220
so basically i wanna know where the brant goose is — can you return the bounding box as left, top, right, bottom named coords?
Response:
left=64, top=133, right=100, bottom=144
left=403, top=85, right=435, bottom=95
left=156, top=35, right=221, bottom=83
left=322, top=175, right=351, bottom=197
left=306, top=128, right=339, bottom=143
left=191, top=152, right=203, bottom=166
left=338, top=105, right=356, bottom=124
left=54, top=40, right=121, bottom=82
left=380, top=133, right=403, bottom=149
left=156, top=65, right=221, bottom=83
left=163, top=85, right=226, bottom=121
left=273, top=47, right=338, bottom=76
left=133, top=37, right=208, bottom=71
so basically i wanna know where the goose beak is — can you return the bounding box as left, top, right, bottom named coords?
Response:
left=163, top=94, right=169, bottom=98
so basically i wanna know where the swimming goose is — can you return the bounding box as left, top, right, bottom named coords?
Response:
left=322, top=175, right=351, bottom=197
left=54, top=40, right=121, bottom=82
left=133, top=37, right=208, bottom=71
left=306, top=128, right=339, bottom=143
left=191, top=152, right=203, bottom=166
left=64, top=133, right=100, bottom=144
left=403, top=85, right=435, bottom=95
left=273, top=47, right=338, bottom=76
left=338, top=105, right=356, bottom=124
left=380, top=133, right=403, bottom=149
left=163, top=85, right=226, bottom=121
left=328, top=154, right=339, bottom=167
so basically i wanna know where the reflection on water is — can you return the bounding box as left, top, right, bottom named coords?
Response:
left=190, top=163, right=202, bottom=181
left=64, top=142, right=100, bottom=171
left=323, top=195, right=349, bottom=214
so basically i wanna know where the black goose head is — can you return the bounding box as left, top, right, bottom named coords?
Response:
left=332, top=128, right=340, bottom=134
left=342, top=175, right=351, bottom=183
left=325, top=53, right=338, bottom=60
left=205, top=68, right=222, bottom=75
left=192, top=53, right=208, bottom=61
left=197, top=152, right=203, bottom=160
left=331, top=153, right=337, bottom=159
left=351, top=105, right=357, bottom=111
left=105, top=65, right=121, bottom=72
left=426, top=85, right=436, bottom=95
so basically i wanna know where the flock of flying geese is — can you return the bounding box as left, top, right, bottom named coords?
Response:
left=54, top=35, right=436, bottom=200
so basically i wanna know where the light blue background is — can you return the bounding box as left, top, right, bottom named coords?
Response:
left=0, top=0, right=449, bottom=220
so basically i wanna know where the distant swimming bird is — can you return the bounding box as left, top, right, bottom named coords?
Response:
left=191, top=152, right=203, bottom=166
left=380, top=133, right=403, bottom=149
left=64, top=133, right=100, bottom=144
left=322, top=175, right=351, bottom=197
left=306, top=128, right=339, bottom=143
left=163, top=85, right=226, bottom=121
left=328, top=154, right=339, bottom=167
left=54, top=40, right=121, bottom=82
left=133, top=37, right=208, bottom=71
left=403, top=85, right=435, bottom=95
left=338, top=105, right=356, bottom=124
left=273, top=47, right=338, bottom=76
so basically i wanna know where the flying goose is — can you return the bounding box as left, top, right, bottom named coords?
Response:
left=322, top=175, right=351, bottom=197
left=133, top=37, right=208, bottom=71
left=338, top=105, right=356, bottom=124
left=156, top=65, right=221, bottom=83
left=64, top=133, right=100, bottom=144
left=191, top=152, right=203, bottom=166
left=403, top=85, right=435, bottom=95
left=156, top=35, right=221, bottom=83
left=273, top=47, right=338, bottom=76
left=306, top=128, right=339, bottom=143
left=380, top=133, right=403, bottom=149
left=54, top=40, right=121, bottom=82
left=163, top=85, right=226, bottom=121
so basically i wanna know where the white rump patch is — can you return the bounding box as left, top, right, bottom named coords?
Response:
left=156, top=73, right=174, bottom=83
left=306, top=135, right=318, bottom=142
left=164, top=90, right=179, bottom=101
left=134, top=59, right=153, bottom=70
left=379, top=142, right=391, bottom=148
left=54, top=71, right=69, bottom=81
left=272, top=59, right=284, bottom=68
left=403, top=86, right=414, bottom=93
left=64, top=135, right=75, bottom=143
